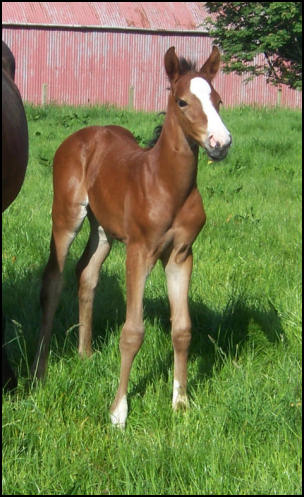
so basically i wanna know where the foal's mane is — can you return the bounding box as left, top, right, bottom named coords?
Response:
left=178, top=57, right=197, bottom=75
left=145, top=120, right=164, bottom=149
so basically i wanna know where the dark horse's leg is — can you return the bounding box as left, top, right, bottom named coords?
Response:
left=2, top=313, right=17, bottom=391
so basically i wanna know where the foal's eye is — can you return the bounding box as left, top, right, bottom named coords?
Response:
left=177, top=99, right=188, bottom=108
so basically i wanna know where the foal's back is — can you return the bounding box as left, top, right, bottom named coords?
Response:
left=54, top=125, right=145, bottom=179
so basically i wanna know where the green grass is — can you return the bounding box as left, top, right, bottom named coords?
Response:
left=2, top=104, right=302, bottom=495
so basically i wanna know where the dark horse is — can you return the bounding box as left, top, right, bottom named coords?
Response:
left=32, top=46, right=231, bottom=427
left=2, top=40, right=29, bottom=389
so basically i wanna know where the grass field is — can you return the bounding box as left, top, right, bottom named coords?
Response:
left=2, top=104, right=302, bottom=495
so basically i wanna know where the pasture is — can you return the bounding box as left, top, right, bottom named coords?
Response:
left=2, top=104, right=302, bottom=495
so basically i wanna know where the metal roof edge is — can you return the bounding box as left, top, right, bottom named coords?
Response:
left=2, top=21, right=210, bottom=35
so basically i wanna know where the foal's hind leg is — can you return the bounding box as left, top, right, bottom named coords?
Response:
left=76, top=210, right=112, bottom=358
left=32, top=201, right=87, bottom=379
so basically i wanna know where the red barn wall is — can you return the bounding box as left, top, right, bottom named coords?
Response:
left=2, top=26, right=301, bottom=111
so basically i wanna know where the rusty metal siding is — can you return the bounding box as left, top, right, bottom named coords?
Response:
left=3, top=26, right=301, bottom=111
left=2, top=2, right=210, bottom=31
left=2, top=0, right=301, bottom=110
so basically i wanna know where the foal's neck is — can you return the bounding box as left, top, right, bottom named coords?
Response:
left=152, top=95, right=199, bottom=195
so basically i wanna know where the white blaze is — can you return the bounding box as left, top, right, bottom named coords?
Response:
left=190, top=77, right=230, bottom=147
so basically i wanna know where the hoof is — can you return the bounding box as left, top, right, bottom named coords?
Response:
left=172, top=380, right=188, bottom=410
left=172, top=394, right=189, bottom=411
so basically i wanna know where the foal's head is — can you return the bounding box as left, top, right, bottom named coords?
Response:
left=164, top=46, right=231, bottom=161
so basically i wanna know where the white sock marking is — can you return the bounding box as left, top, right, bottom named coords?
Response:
left=173, top=379, right=180, bottom=406
left=110, top=395, right=128, bottom=429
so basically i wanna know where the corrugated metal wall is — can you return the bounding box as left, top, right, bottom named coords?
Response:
left=2, top=2, right=211, bottom=32
left=2, top=27, right=301, bottom=110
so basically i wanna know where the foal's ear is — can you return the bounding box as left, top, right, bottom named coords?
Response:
left=199, top=46, right=221, bottom=81
left=164, top=46, right=180, bottom=82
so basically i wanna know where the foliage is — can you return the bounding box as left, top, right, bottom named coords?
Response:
left=205, top=2, right=302, bottom=89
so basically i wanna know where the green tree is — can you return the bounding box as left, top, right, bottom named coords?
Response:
left=205, top=2, right=302, bottom=89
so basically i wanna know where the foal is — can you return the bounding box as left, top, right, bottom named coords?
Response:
left=33, top=46, right=231, bottom=428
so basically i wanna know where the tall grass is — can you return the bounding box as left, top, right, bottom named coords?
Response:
left=2, top=104, right=302, bottom=495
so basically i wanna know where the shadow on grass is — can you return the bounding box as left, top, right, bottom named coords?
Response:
left=3, top=258, right=284, bottom=397
left=131, top=293, right=285, bottom=398
left=188, top=295, right=285, bottom=391
left=2, top=260, right=125, bottom=381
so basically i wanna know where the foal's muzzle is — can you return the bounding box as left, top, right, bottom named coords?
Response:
left=205, top=133, right=232, bottom=161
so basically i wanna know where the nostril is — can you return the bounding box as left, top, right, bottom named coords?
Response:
left=209, top=134, right=218, bottom=148
left=209, top=134, right=231, bottom=150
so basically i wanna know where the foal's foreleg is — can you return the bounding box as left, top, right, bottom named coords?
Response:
left=162, top=248, right=193, bottom=409
left=110, top=245, right=152, bottom=428
left=76, top=213, right=112, bottom=357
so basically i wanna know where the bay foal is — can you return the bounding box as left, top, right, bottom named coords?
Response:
left=33, top=47, right=231, bottom=428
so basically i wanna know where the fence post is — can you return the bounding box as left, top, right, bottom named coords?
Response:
left=276, top=86, right=282, bottom=107
left=128, top=86, right=134, bottom=111
left=42, top=83, right=48, bottom=106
